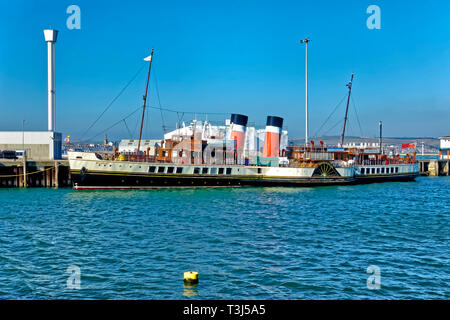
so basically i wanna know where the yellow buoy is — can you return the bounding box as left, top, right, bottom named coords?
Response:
left=184, top=271, right=199, bottom=284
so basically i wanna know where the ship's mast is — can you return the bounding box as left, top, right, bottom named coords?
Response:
left=340, top=73, right=354, bottom=147
left=300, top=38, right=311, bottom=148
left=137, top=48, right=154, bottom=154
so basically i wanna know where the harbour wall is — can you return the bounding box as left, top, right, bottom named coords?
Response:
left=418, top=159, right=450, bottom=176
left=0, top=160, right=71, bottom=188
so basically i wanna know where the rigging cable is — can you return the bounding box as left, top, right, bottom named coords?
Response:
left=132, top=107, right=141, bottom=138
left=344, top=117, right=354, bottom=138
left=122, top=119, right=133, bottom=139
left=351, top=95, right=364, bottom=137
left=159, top=106, right=228, bottom=116
left=177, top=112, right=185, bottom=130
left=313, top=94, right=347, bottom=137
left=85, top=106, right=143, bottom=142
left=79, top=62, right=146, bottom=140
left=323, top=117, right=345, bottom=136
left=153, top=68, right=167, bottom=134
left=145, top=99, right=150, bottom=139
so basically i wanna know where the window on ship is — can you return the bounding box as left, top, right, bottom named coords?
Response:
left=202, top=167, right=209, bottom=174
left=194, top=167, right=200, bottom=174
left=226, top=168, right=232, bottom=175
left=167, top=167, right=174, bottom=174
left=158, top=166, right=165, bottom=173
left=210, top=168, right=218, bottom=174
left=176, top=167, right=183, bottom=174
left=149, top=166, right=156, bottom=173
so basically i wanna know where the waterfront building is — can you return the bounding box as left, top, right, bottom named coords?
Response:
left=118, top=139, right=161, bottom=155
left=439, top=136, right=450, bottom=160
left=0, top=131, right=62, bottom=160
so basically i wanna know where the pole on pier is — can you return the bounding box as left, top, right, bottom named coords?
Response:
left=18, top=167, right=23, bottom=188
left=13, top=168, right=18, bottom=187
left=379, top=121, right=383, bottom=154
left=22, top=120, right=27, bottom=188
left=23, top=160, right=27, bottom=188
left=55, top=162, right=59, bottom=188
left=46, top=167, right=51, bottom=187
left=300, top=38, right=310, bottom=149
left=51, top=166, right=56, bottom=187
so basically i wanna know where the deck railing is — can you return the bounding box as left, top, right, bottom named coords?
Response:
left=359, top=159, right=416, bottom=166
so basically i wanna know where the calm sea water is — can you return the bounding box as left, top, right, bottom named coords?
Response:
left=0, top=177, right=448, bottom=300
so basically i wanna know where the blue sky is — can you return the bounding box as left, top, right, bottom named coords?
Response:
left=0, top=0, right=449, bottom=141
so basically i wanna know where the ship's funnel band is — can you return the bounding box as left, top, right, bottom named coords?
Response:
left=265, top=125, right=282, bottom=134
left=230, top=114, right=248, bottom=127
left=266, top=116, right=283, bottom=128
left=232, top=124, right=246, bottom=133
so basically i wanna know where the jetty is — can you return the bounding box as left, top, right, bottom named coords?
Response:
left=0, top=159, right=70, bottom=188
left=418, top=159, right=450, bottom=176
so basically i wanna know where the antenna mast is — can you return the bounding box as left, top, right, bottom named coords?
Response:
left=341, top=73, right=354, bottom=146
left=137, top=48, right=154, bottom=154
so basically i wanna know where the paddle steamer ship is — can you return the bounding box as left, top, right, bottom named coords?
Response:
left=69, top=116, right=357, bottom=190
left=68, top=50, right=418, bottom=189
left=69, top=139, right=417, bottom=190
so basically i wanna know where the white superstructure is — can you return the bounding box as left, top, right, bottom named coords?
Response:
left=163, top=120, right=288, bottom=158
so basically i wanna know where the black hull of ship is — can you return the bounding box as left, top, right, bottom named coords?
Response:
left=71, top=171, right=355, bottom=189
left=354, top=173, right=419, bottom=184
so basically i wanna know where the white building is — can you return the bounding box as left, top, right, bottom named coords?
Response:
left=0, top=131, right=62, bottom=160
left=439, top=136, right=450, bottom=160
left=118, top=139, right=161, bottom=154
left=342, top=142, right=380, bottom=149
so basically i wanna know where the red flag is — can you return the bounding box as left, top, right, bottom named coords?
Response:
left=401, top=143, right=416, bottom=149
